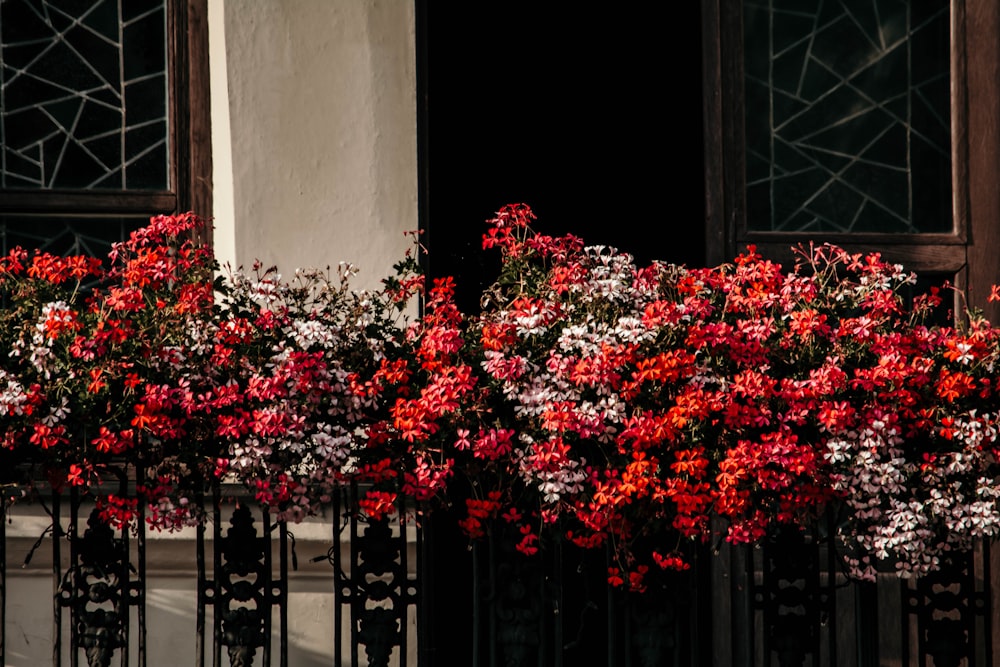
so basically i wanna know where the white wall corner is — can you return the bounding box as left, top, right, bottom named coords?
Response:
left=208, top=0, right=237, bottom=270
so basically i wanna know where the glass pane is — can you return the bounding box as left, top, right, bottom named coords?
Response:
left=743, top=0, right=951, bottom=234
left=0, top=0, right=169, bottom=190
left=0, top=215, right=145, bottom=261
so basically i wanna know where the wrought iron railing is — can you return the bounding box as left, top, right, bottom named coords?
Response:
left=197, top=494, right=288, bottom=667
left=0, top=482, right=995, bottom=666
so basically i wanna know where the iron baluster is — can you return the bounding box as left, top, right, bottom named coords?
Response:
left=135, top=467, right=147, bottom=667
left=278, top=519, right=288, bottom=667
left=732, top=538, right=753, bottom=667
left=350, top=501, right=360, bottom=667
left=324, top=484, right=420, bottom=667
left=904, top=548, right=989, bottom=667
left=217, top=504, right=267, bottom=667
left=212, top=487, right=222, bottom=667
left=488, top=529, right=496, bottom=667
left=472, top=537, right=481, bottom=667
left=985, top=542, right=993, bottom=667
left=68, top=489, right=79, bottom=667
left=52, top=490, right=63, bottom=667
left=539, top=554, right=547, bottom=667
left=606, top=548, right=615, bottom=667
left=622, top=588, right=631, bottom=667
left=0, top=484, right=21, bottom=667
left=397, top=493, right=409, bottom=666
left=195, top=491, right=209, bottom=667
left=0, top=485, right=19, bottom=667
left=755, top=527, right=829, bottom=667
left=629, top=577, right=686, bottom=667
left=66, top=504, right=129, bottom=667
left=550, top=536, right=562, bottom=667
left=493, top=529, right=542, bottom=667
left=856, top=581, right=878, bottom=667
left=822, top=513, right=838, bottom=667
left=333, top=490, right=344, bottom=667
left=120, top=488, right=130, bottom=667
left=0, top=493, right=5, bottom=667
left=355, top=518, right=403, bottom=666
left=262, top=510, right=272, bottom=667
left=416, top=504, right=429, bottom=667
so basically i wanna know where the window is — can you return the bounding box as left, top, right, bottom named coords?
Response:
left=0, top=0, right=211, bottom=256
left=743, top=2, right=951, bottom=236
left=704, top=0, right=1000, bottom=318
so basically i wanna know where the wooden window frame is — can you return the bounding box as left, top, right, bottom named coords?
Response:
left=0, top=0, right=212, bottom=242
left=702, top=0, right=1000, bottom=319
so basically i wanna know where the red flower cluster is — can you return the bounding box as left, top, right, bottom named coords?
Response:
left=2, top=207, right=998, bottom=588
left=0, top=213, right=215, bottom=526
left=460, top=205, right=1000, bottom=585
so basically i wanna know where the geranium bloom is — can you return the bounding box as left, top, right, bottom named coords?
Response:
left=3, top=204, right=999, bottom=582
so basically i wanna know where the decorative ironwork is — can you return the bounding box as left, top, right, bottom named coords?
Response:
left=0, top=483, right=24, bottom=667
left=72, top=510, right=125, bottom=667
left=0, top=0, right=169, bottom=190
left=489, top=542, right=543, bottom=667
left=197, top=498, right=287, bottom=667
left=220, top=506, right=265, bottom=666
left=627, top=577, right=685, bottom=667
left=5, top=482, right=999, bottom=667
left=51, top=475, right=146, bottom=667
left=219, top=505, right=263, bottom=666
left=904, top=546, right=991, bottom=667
left=327, top=488, right=418, bottom=667
left=470, top=527, right=703, bottom=667
left=753, top=527, right=835, bottom=667
left=743, top=0, right=951, bottom=234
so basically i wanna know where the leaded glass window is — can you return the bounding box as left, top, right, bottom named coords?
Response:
left=743, top=0, right=951, bottom=234
left=0, top=212, right=144, bottom=259
left=0, top=0, right=169, bottom=192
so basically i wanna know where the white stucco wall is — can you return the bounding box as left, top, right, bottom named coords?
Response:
left=210, top=0, right=418, bottom=290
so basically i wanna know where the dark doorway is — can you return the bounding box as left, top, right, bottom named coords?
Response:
left=417, top=2, right=706, bottom=311
left=415, top=4, right=706, bottom=664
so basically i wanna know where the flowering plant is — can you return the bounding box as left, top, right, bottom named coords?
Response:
left=154, top=234, right=478, bottom=526
left=173, top=257, right=418, bottom=523
left=0, top=214, right=481, bottom=531
left=691, top=244, right=925, bottom=547
left=4, top=207, right=1000, bottom=584
left=0, top=246, right=105, bottom=472
left=825, top=308, right=1000, bottom=579
left=142, top=262, right=350, bottom=522
left=467, top=204, right=719, bottom=578
left=462, top=204, right=1000, bottom=585
left=0, top=213, right=216, bottom=526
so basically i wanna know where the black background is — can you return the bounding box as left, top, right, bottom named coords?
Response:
left=421, top=2, right=706, bottom=311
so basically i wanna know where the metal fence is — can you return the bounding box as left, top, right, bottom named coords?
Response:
left=1, top=478, right=995, bottom=667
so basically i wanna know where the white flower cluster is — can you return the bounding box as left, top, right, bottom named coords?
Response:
left=11, top=300, right=73, bottom=380
left=516, top=434, right=588, bottom=504
left=285, top=317, right=343, bottom=350
left=0, top=369, right=29, bottom=416
left=828, top=410, right=1000, bottom=580
left=566, top=247, right=642, bottom=306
